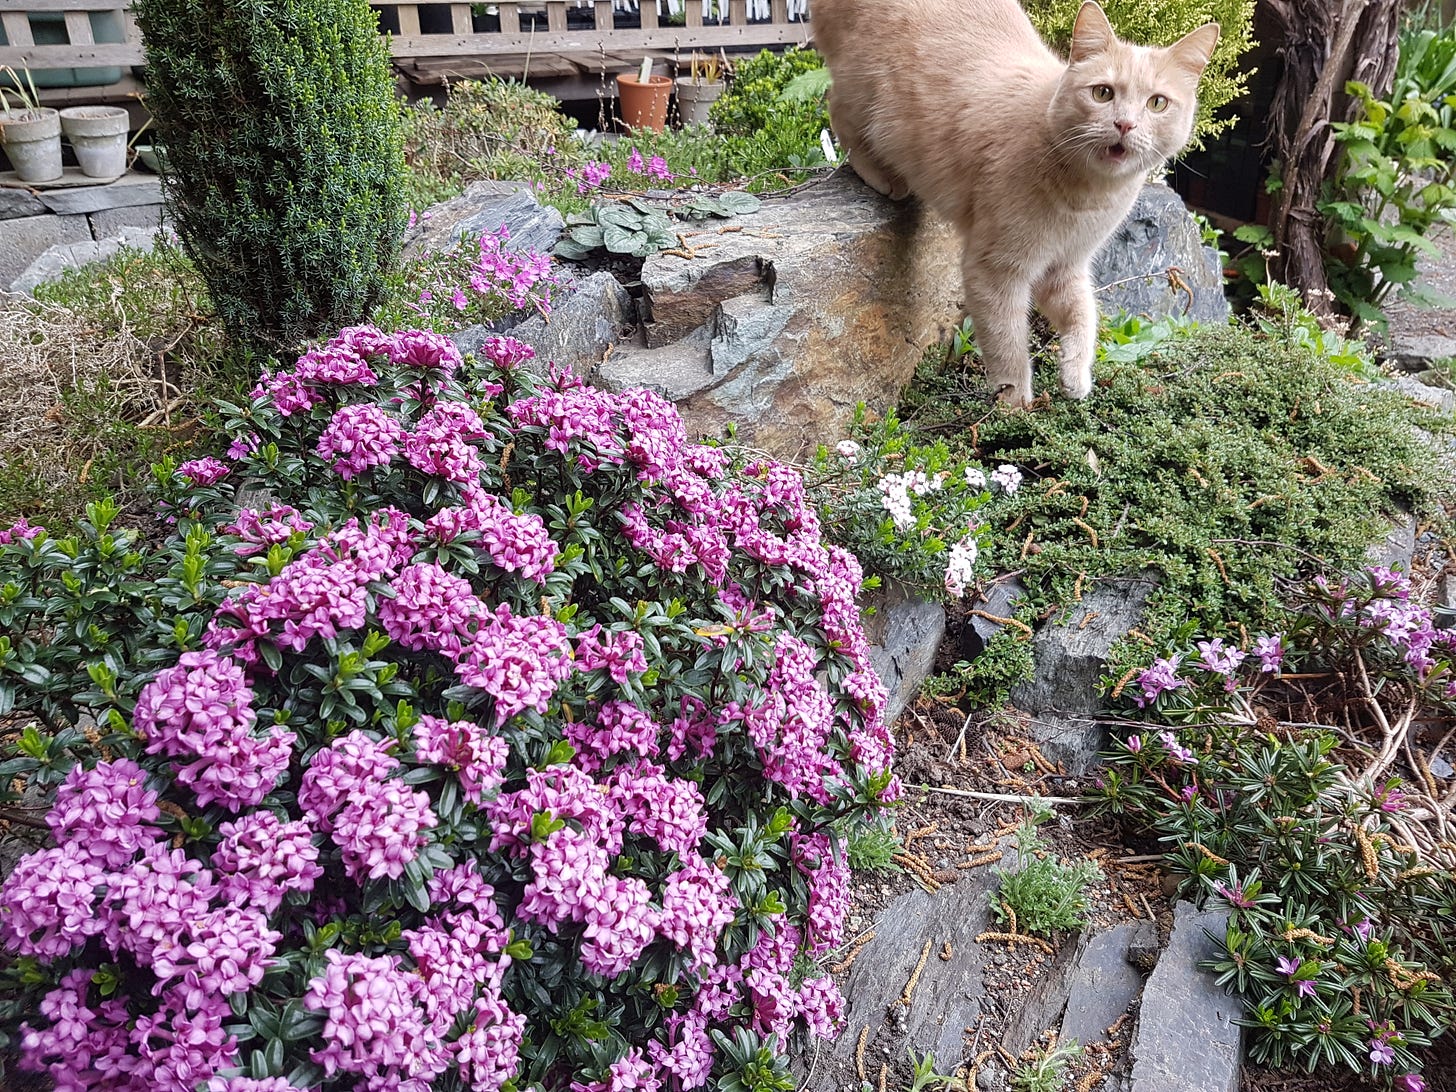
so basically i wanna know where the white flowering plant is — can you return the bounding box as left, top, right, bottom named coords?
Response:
left=0, top=324, right=898, bottom=1091
left=805, top=406, right=1017, bottom=601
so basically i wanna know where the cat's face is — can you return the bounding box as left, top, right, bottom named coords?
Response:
left=1047, top=2, right=1219, bottom=180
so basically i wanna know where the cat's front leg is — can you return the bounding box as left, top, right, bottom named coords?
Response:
left=1033, top=265, right=1098, bottom=400
left=963, top=257, right=1033, bottom=407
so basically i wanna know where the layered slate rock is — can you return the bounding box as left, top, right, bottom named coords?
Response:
left=1092, top=183, right=1229, bottom=326
left=862, top=579, right=947, bottom=728
left=1009, top=576, right=1160, bottom=774
left=454, top=270, right=632, bottom=376
left=599, top=170, right=964, bottom=461
left=1129, top=902, right=1242, bottom=1092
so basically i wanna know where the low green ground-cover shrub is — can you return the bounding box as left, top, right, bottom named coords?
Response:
left=709, top=48, right=832, bottom=183
left=0, top=320, right=897, bottom=1088
left=991, top=821, right=1102, bottom=937
left=903, top=311, right=1443, bottom=640
left=1096, top=566, right=1456, bottom=1087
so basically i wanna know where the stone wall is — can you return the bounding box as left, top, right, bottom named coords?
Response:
left=0, top=174, right=163, bottom=290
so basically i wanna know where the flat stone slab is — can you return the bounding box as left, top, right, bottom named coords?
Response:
left=1129, top=901, right=1241, bottom=1092
left=863, top=579, right=946, bottom=727
left=35, top=173, right=161, bottom=215
left=0, top=187, right=45, bottom=220
left=1058, top=922, right=1146, bottom=1048
left=453, top=269, right=632, bottom=374
left=0, top=212, right=92, bottom=289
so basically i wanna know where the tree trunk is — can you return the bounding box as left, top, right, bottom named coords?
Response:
left=1264, top=0, right=1404, bottom=317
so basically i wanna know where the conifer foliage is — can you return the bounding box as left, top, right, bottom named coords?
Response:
left=134, top=0, right=407, bottom=352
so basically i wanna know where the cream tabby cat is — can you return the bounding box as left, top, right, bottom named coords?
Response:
left=813, top=0, right=1219, bottom=406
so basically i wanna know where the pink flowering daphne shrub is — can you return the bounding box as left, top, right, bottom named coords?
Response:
left=0, top=325, right=897, bottom=1091
left=1094, top=566, right=1456, bottom=1086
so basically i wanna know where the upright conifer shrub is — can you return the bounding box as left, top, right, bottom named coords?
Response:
left=134, top=0, right=406, bottom=352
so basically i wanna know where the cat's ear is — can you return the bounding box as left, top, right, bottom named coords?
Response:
left=1068, top=1, right=1116, bottom=64
left=1167, top=22, right=1221, bottom=78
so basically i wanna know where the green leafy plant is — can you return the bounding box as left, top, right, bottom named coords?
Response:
left=846, top=817, right=904, bottom=872
left=710, top=47, right=833, bottom=185
left=991, top=821, right=1102, bottom=937
left=804, top=405, right=995, bottom=600
left=907, top=1047, right=965, bottom=1092
left=904, top=316, right=1443, bottom=640
left=553, top=191, right=761, bottom=261
left=1321, top=34, right=1456, bottom=330
left=133, top=0, right=407, bottom=354
left=1009, top=1038, right=1083, bottom=1092
left=1095, top=566, right=1456, bottom=1085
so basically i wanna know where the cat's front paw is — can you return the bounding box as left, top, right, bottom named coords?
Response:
left=1060, top=367, right=1093, bottom=401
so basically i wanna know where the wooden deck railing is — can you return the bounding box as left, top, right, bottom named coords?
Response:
left=0, top=2, right=812, bottom=96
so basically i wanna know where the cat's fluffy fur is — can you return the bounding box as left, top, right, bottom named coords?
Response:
left=813, top=0, right=1219, bottom=406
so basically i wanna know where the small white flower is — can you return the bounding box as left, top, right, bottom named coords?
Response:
left=942, top=537, right=980, bottom=598
left=835, top=440, right=861, bottom=460
left=991, top=464, right=1023, bottom=495
left=964, top=467, right=987, bottom=490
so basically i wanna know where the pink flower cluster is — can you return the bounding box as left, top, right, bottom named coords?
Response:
left=176, top=457, right=230, bottom=486
left=316, top=402, right=405, bottom=479
left=132, top=650, right=294, bottom=811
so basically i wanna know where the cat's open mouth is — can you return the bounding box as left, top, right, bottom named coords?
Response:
left=1104, top=142, right=1130, bottom=162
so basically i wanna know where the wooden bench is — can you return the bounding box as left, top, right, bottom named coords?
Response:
left=0, top=2, right=813, bottom=103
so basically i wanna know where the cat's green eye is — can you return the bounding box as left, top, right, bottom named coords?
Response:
left=1091, top=85, right=1114, bottom=103
left=1148, top=94, right=1170, bottom=113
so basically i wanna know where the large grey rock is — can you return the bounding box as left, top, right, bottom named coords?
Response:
left=452, top=270, right=632, bottom=374
left=0, top=212, right=92, bottom=289
left=1368, top=510, right=1417, bottom=573
left=10, top=225, right=160, bottom=294
left=1129, top=902, right=1241, bottom=1092
left=36, top=174, right=161, bottom=215
left=1385, top=333, right=1456, bottom=372
left=863, top=578, right=946, bottom=727
left=1092, top=184, right=1229, bottom=326
left=956, top=576, right=1026, bottom=662
left=403, top=180, right=564, bottom=259
left=1010, top=576, right=1159, bottom=773
left=0, top=187, right=46, bottom=220
left=1376, top=373, right=1455, bottom=415
left=604, top=170, right=964, bottom=461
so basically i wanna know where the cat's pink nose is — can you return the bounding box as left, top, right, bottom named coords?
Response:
left=1114, top=120, right=1136, bottom=135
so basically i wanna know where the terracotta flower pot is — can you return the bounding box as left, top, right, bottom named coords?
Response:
left=616, top=73, right=672, bottom=134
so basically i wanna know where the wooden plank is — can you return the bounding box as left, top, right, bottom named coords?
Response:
left=593, top=0, right=613, bottom=30
left=450, top=3, right=472, bottom=33
left=771, top=0, right=789, bottom=23
left=388, top=22, right=808, bottom=56
left=498, top=2, right=520, bottom=31
left=640, top=0, right=657, bottom=29
left=0, top=13, right=35, bottom=48
left=0, top=0, right=129, bottom=11
left=34, top=73, right=144, bottom=105
left=546, top=1, right=567, bottom=32
left=63, top=11, right=96, bottom=46
left=396, top=3, right=421, bottom=35
left=729, top=0, right=747, bottom=24
left=685, top=2, right=703, bottom=28
left=0, top=42, right=143, bottom=67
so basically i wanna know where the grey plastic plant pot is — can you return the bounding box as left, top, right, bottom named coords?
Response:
left=0, top=107, right=62, bottom=182
left=674, top=77, right=724, bottom=127
left=60, top=105, right=129, bottom=178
